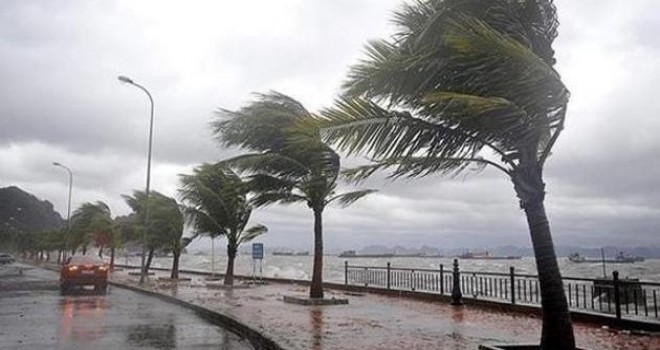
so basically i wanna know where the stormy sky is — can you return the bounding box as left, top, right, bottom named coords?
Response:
left=1, top=0, right=658, bottom=251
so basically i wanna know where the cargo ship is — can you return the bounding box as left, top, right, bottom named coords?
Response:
left=567, top=252, right=644, bottom=263
left=338, top=250, right=442, bottom=258
left=456, top=251, right=521, bottom=260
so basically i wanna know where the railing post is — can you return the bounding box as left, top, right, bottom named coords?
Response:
left=613, top=270, right=622, bottom=320
left=440, top=264, right=444, bottom=295
left=510, top=266, right=516, bottom=305
left=451, top=259, right=463, bottom=305
left=344, top=260, right=348, bottom=285
left=386, top=262, right=391, bottom=290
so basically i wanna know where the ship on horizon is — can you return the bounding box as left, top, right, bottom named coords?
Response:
left=272, top=250, right=310, bottom=256
left=567, top=252, right=644, bottom=264
left=338, top=250, right=443, bottom=258
left=456, top=251, right=521, bottom=260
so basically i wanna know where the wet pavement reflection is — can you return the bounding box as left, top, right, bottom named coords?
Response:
left=310, top=307, right=323, bottom=350
left=0, top=265, right=253, bottom=350
left=116, top=269, right=660, bottom=350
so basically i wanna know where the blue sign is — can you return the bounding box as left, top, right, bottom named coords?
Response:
left=252, top=243, right=264, bottom=259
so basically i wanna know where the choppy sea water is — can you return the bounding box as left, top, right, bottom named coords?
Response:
left=121, top=254, right=660, bottom=283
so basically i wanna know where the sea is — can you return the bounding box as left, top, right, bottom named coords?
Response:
left=120, top=254, right=660, bottom=283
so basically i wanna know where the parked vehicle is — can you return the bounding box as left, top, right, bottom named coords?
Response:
left=0, top=253, right=15, bottom=265
left=60, top=255, right=109, bottom=295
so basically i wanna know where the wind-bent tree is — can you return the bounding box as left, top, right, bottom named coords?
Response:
left=213, top=93, right=375, bottom=298
left=70, top=202, right=117, bottom=259
left=179, top=163, right=267, bottom=285
left=122, top=190, right=184, bottom=275
left=147, top=194, right=189, bottom=279
left=320, top=1, right=572, bottom=348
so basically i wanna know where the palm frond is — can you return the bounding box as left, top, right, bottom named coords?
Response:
left=250, top=192, right=308, bottom=208
left=224, top=152, right=310, bottom=179
left=238, top=224, right=268, bottom=244
left=321, top=97, right=486, bottom=162
left=327, top=189, right=377, bottom=208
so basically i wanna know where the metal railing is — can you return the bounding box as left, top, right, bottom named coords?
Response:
left=344, top=260, right=660, bottom=323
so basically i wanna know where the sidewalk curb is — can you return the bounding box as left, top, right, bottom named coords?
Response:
left=108, top=280, right=286, bottom=350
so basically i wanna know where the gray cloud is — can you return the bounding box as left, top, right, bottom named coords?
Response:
left=0, top=0, right=658, bottom=250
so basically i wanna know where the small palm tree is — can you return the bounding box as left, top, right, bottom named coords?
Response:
left=70, top=201, right=116, bottom=257
left=147, top=195, right=189, bottom=279
left=213, top=92, right=375, bottom=298
left=179, top=163, right=267, bottom=285
left=320, top=1, right=573, bottom=348
left=122, top=190, right=183, bottom=274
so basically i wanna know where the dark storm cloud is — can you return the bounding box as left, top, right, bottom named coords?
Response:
left=0, top=0, right=658, bottom=249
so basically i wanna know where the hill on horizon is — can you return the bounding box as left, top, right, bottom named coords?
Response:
left=0, top=186, right=65, bottom=233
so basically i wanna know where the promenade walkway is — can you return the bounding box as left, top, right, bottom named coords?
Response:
left=111, top=269, right=658, bottom=350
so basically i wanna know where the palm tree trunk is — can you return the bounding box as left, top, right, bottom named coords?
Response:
left=98, top=245, right=104, bottom=258
left=171, top=251, right=180, bottom=279
left=310, top=207, right=324, bottom=299
left=109, top=247, right=116, bottom=270
left=145, top=247, right=155, bottom=272
left=224, top=243, right=237, bottom=286
left=210, top=237, right=216, bottom=277
left=525, top=201, right=575, bottom=350
left=514, top=152, right=575, bottom=350
left=82, top=245, right=87, bottom=255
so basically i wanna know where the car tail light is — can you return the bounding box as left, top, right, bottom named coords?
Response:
left=68, top=266, right=79, bottom=271
left=98, top=265, right=108, bottom=271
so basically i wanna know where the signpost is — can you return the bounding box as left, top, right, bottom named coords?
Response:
left=252, top=243, right=264, bottom=283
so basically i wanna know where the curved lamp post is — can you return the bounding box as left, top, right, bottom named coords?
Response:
left=52, top=162, right=73, bottom=260
left=118, top=75, right=154, bottom=285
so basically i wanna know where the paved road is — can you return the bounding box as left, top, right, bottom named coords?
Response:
left=0, top=264, right=253, bottom=349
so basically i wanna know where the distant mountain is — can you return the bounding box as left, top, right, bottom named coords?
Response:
left=338, top=244, right=660, bottom=258
left=0, top=186, right=64, bottom=233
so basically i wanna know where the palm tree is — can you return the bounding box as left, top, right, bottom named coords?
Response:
left=213, top=92, right=375, bottom=298
left=179, top=163, right=267, bottom=285
left=148, top=194, right=189, bottom=280
left=70, top=202, right=116, bottom=258
left=122, top=190, right=181, bottom=274
left=320, top=1, right=572, bottom=348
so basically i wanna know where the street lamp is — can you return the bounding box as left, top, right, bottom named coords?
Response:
left=118, top=75, right=154, bottom=285
left=52, top=162, right=73, bottom=261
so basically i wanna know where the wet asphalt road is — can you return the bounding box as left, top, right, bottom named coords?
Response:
left=0, top=264, right=253, bottom=350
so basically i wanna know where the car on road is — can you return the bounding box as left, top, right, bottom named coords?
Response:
left=60, top=255, right=109, bottom=295
left=0, top=253, right=16, bottom=265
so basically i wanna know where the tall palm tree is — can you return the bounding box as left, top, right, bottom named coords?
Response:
left=320, top=1, right=572, bottom=348
left=213, top=92, right=375, bottom=298
left=179, top=163, right=267, bottom=285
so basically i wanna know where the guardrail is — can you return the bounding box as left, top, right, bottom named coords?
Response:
left=345, top=259, right=660, bottom=323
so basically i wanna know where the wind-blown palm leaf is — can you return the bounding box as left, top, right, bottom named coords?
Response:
left=226, top=152, right=310, bottom=179
left=322, top=98, right=491, bottom=169
left=327, top=189, right=378, bottom=208
left=238, top=224, right=268, bottom=245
